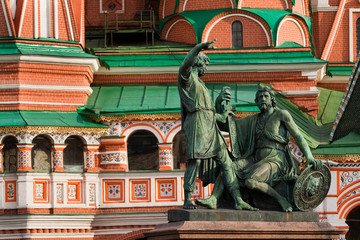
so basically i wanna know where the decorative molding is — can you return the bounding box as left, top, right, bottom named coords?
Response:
left=0, top=84, right=93, bottom=94
left=348, top=9, right=360, bottom=62
left=313, top=154, right=360, bottom=162
left=99, top=113, right=181, bottom=122
left=0, top=126, right=108, bottom=135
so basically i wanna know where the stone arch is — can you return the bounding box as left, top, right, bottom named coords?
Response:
left=172, top=130, right=187, bottom=170
left=127, top=130, right=159, bottom=171
left=203, top=10, right=272, bottom=48
left=32, top=134, right=53, bottom=172
left=121, top=123, right=164, bottom=143
left=2, top=135, right=18, bottom=172
left=63, top=135, right=85, bottom=171
left=346, top=206, right=360, bottom=240
left=160, top=16, right=197, bottom=44
left=159, top=0, right=178, bottom=20
left=338, top=180, right=360, bottom=219
left=276, top=15, right=311, bottom=47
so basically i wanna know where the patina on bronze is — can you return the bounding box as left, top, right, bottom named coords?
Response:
left=294, top=164, right=331, bottom=211
left=196, top=86, right=325, bottom=212
left=178, top=40, right=256, bottom=210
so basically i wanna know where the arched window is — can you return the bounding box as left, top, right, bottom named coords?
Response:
left=127, top=130, right=159, bottom=171
left=346, top=206, right=360, bottom=240
left=357, top=18, right=360, bottom=56
left=32, top=135, right=52, bottom=171
left=232, top=21, right=243, bottom=48
left=172, top=130, right=187, bottom=170
left=2, top=136, right=18, bottom=172
left=64, top=136, right=84, bottom=171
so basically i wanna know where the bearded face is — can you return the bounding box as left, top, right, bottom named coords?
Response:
left=256, top=91, right=273, bottom=112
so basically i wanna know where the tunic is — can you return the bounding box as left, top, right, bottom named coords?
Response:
left=178, top=70, right=227, bottom=160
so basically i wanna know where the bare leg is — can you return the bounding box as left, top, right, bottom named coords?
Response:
left=245, top=178, right=292, bottom=212
left=195, top=172, right=224, bottom=209
left=183, top=159, right=201, bottom=209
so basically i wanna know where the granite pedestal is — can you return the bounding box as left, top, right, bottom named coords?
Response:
left=145, top=209, right=342, bottom=240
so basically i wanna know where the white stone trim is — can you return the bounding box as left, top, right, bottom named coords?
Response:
left=165, top=19, right=191, bottom=40
left=0, top=55, right=100, bottom=73
left=18, top=0, right=27, bottom=37
left=34, top=0, right=38, bottom=38
left=9, top=0, right=15, bottom=19
left=322, top=0, right=347, bottom=60
left=64, top=0, right=74, bottom=41
left=0, top=84, right=93, bottom=94
left=301, top=70, right=318, bottom=80
left=1, top=0, right=12, bottom=36
left=54, top=0, right=59, bottom=39
left=96, top=62, right=326, bottom=75
left=279, top=87, right=320, bottom=96
left=204, top=14, right=271, bottom=46
left=276, top=18, right=306, bottom=46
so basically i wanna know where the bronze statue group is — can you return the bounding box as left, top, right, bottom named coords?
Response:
left=178, top=40, right=326, bottom=212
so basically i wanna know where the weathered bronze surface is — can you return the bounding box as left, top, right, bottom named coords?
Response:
left=294, top=164, right=331, bottom=211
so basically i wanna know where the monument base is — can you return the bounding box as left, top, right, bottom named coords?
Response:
left=145, top=209, right=342, bottom=240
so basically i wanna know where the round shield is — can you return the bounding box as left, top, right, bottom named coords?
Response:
left=293, top=164, right=331, bottom=211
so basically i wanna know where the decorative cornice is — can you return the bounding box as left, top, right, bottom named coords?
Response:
left=97, top=111, right=258, bottom=122
left=0, top=126, right=109, bottom=134
left=313, top=154, right=360, bottom=163
left=99, top=113, right=182, bottom=122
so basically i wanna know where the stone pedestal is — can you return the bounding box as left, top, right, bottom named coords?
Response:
left=145, top=209, right=342, bottom=240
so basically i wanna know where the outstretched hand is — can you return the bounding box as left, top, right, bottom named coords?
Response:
left=202, top=39, right=217, bottom=50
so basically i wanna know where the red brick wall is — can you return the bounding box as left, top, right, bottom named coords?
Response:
left=284, top=94, right=319, bottom=118
left=329, top=0, right=341, bottom=6
left=277, top=16, right=311, bottom=47
left=0, top=61, right=94, bottom=111
left=160, top=17, right=197, bottom=44
left=178, top=0, right=233, bottom=12
left=312, top=11, right=336, bottom=58
left=85, top=0, right=148, bottom=29
left=238, top=0, right=289, bottom=10
left=0, top=0, right=15, bottom=37
left=159, top=0, right=178, bottom=19
left=18, top=0, right=34, bottom=38
left=293, top=0, right=310, bottom=16
left=202, top=11, right=271, bottom=48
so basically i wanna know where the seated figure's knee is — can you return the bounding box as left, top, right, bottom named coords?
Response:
left=245, top=178, right=256, bottom=190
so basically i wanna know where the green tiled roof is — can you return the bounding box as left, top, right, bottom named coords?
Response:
left=99, top=49, right=326, bottom=67
left=327, top=66, right=353, bottom=76
left=82, top=83, right=331, bottom=148
left=83, top=83, right=260, bottom=116
left=0, top=111, right=107, bottom=128
left=0, top=42, right=97, bottom=58
left=312, top=132, right=360, bottom=155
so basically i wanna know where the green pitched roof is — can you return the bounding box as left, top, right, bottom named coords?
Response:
left=0, top=111, right=107, bottom=128
left=312, top=132, right=360, bottom=155
left=99, top=49, right=325, bottom=67
left=316, top=88, right=343, bottom=125
left=0, top=42, right=97, bottom=58
left=327, top=66, right=353, bottom=76
left=83, top=83, right=260, bottom=116
left=82, top=83, right=331, bottom=148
